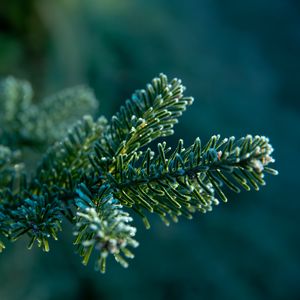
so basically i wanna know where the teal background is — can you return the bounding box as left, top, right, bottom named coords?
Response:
left=0, top=0, right=299, bottom=299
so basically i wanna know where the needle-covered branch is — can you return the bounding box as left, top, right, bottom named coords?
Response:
left=106, top=135, right=277, bottom=226
left=91, top=73, right=194, bottom=171
left=0, top=74, right=278, bottom=273
left=74, top=183, right=138, bottom=273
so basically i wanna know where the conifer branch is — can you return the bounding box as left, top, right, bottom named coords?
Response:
left=91, top=74, right=194, bottom=172
left=107, top=135, right=277, bottom=226
left=34, top=115, right=108, bottom=196
left=74, top=183, right=138, bottom=273
left=0, top=74, right=278, bottom=273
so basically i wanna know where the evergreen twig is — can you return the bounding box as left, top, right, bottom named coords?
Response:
left=0, top=74, right=277, bottom=272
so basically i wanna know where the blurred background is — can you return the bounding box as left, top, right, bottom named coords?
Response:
left=0, top=0, right=299, bottom=299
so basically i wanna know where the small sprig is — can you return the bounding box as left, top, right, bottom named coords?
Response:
left=74, top=184, right=138, bottom=273
left=34, top=115, right=108, bottom=195
left=9, top=194, right=63, bottom=252
left=91, top=73, right=193, bottom=171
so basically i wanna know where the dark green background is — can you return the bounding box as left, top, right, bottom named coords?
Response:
left=0, top=0, right=299, bottom=299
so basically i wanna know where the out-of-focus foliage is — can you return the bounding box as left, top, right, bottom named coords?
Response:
left=0, top=76, right=98, bottom=147
left=0, top=0, right=299, bottom=300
